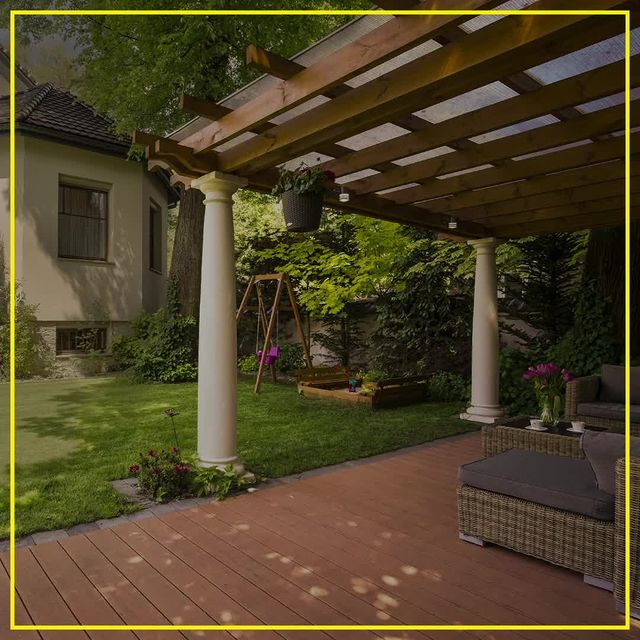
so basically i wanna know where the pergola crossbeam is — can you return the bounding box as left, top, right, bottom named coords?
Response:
left=215, top=5, right=629, bottom=174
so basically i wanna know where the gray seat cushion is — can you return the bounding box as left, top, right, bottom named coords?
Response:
left=577, top=402, right=640, bottom=423
left=459, top=448, right=614, bottom=521
left=582, top=431, right=640, bottom=495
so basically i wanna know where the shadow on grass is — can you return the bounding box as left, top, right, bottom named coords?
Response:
left=1, top=376, right=477, bottom=538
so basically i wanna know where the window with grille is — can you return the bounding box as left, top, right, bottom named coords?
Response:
left=149, top=202, right=162, bottom=273
left=58, top=184, right=108, bottom=260
left=56, top=328, right=107, bottom=354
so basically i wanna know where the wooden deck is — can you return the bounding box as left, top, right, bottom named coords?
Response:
left=2, top=432, right=638, bottom=639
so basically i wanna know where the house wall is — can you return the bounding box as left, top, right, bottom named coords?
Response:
left=0, top=133, right=168, bottom=375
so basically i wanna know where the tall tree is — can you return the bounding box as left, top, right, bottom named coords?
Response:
left=6, top=0, right=366, bottom=315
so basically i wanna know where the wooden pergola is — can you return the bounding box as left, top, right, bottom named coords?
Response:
left=137, top=0, right=638, bottom=468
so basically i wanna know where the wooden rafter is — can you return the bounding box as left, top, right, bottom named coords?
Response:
left=346, top=105, right=626, bottom=195
left=319, top=58, right=633, bottom=178
left=455, top=177, right=632, bottom=222
left=214, top=5, right=629, bottom=174
left=182, top=0, right=502, bottom=153
left=392, top=135, right=633, bottom=206
left=420, top=160, right=629, bottom=213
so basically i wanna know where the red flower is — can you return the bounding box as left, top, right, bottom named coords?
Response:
left=148, top=450, right=156, bottom=457
left=128, top=464, right=140, bottom=474
left=171, top=447, right=179, bottom=454
left=324, top=170, right=336, bottom=182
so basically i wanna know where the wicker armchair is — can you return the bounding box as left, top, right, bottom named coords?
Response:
left=459, top=426, right=639, bottom=618
left=565, top=373, right=640, bottom=437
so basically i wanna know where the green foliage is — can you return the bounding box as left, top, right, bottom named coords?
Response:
left=547, top=280, right=621, bottom=377
left=429, top=371, right=469, bottom=403
left=370, top=229, right=473, bottom=377
left=272, top=165, right=334, bottom=197
left=312, top=311, right=366, bottom=367
left=111, top=305, right=198, bottom=383
left=129, top=448, right=193, bottom=503
left=0, top=243, right=52, bottom=380
left=362, top=369, right=387, bottom=384
left=192, top=464, right=253, bottom=500
left=499, top=348, right=539, bottom=416
left=276, top=343, right=305, bottom=373
left=238, top=354, right=259, bottom=373
left=7, top=1, right=365, bottom=135
left=501, top=233, right=584, bottom=347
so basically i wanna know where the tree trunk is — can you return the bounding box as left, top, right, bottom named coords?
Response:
left=169, top=186, right=205, bottom=318
left=583, top=222, right=639, bottom=359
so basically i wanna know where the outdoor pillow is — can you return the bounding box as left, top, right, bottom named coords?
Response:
left=581, top=430, right=640, bottom=495
left=577, top=402, right=640, bottom=423
left=598, top=365, right=640, bottom=404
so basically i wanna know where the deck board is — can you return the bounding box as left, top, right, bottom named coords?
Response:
left=2, top=432, right=637, bottom=639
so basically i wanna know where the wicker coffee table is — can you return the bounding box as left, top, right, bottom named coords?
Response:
left=482, top=416, right=605, bottom=459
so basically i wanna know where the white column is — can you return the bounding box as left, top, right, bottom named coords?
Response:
left=461, top=237, right=505, bottom=424
left=191, top=171, right=248, bottom=470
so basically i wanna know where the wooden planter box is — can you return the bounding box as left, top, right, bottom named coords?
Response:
left=296, top=368, right=429, bottom=410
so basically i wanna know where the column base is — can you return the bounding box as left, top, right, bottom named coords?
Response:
left=460, top=405, right=505, bottom=424
left=198, top=456, right=245, bottom=474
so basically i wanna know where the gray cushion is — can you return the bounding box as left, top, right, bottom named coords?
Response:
left=599, top=365, right=640, bottom=404
left=577, top=402, right=640, bottom=423
left=581, top=431, right=640, bottom=495
left=459, top=448, right=614, bottom=520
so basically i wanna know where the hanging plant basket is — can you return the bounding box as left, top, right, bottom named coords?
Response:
left=281, top=190, right=324, bottom=232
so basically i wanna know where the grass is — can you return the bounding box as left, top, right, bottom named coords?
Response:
left=0, top=376, right=477, bottom=538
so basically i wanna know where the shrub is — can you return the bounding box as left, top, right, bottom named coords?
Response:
left=129, top=448, right=194, bottom=503
left=276, top=343, right=306, bottom=373
left=362, top=369, right=387, bottom=384
left=192, top=464, right=254, bottom=500
left=112, top=309, right=197, bottom=382
left=429, top=371, right=469, bottom=402
left=238, top=354, right=259, bottom=372
left=499, top=347, right=539, bottom=416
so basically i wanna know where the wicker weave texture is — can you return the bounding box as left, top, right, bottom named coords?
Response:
left=458, top=485, right=615, bottom=580
left=482, top=425, right=584, bottom=459
left=614, top=457, right=640, bottom=611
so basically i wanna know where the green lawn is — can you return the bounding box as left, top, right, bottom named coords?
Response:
left=0, top=376, right=476, bottom=538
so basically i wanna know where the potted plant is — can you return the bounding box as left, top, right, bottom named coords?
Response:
left=272, top=164, right=336, bottom=232
left=522, top=362, right=573, bottom=426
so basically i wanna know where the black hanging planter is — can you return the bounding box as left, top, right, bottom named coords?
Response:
left=281, top=190, right=323, bottom=232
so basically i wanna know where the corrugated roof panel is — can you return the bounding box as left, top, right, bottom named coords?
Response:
left=436, top=164, right=494, bottom=180
left=412, top=81, right=518, bottom=123
left=376, top=183, right=421, bottom=195
left=459, top=0, right=537, bottom=33
left=279, top=152, right=334, bottom=170
left=577, top=88, right=640, bottom=113
left=513, top=139, right=592, bottom=161
left=339, top=122, right=410, bottom=151
left=526, top=29, right=639, bottom=85
left=336, top=168, right=380, bottom=184
left=469, top=114, right=560, bottom=144
left=393, top=146, right=455, bottom=166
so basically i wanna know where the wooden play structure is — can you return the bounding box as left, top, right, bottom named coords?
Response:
left=236, top=273, right=312, bottom=393
left=296, top=368, right=430, bottom=410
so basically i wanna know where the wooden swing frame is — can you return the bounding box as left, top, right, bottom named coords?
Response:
left=236, top=273, right=313, bottom=393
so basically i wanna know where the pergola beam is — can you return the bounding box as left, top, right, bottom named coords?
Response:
left=391, top=135, right=633, bottom=205
left=455, top=177, right=632, bottom=222
left=419, top=160, right=629, bottom=213
left=182, top=0, right=503, bottom=153
left=321, top=58, right=633, bottom=179
left=215, top=5, right=629, bottom=174
left=346, top=105, right=625, bottom=195
left=493, top=209, right=630, bottom=238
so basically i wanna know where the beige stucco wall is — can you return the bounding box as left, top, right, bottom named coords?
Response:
left=0, top=134, right=167, bottom=329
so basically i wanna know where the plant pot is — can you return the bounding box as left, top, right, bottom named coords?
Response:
left=281, top=190, right=323, bottom=232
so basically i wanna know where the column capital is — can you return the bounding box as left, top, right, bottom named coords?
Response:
left=467, top=237, right=501, bottom=253
left=191, top=171, right=248, bottom=202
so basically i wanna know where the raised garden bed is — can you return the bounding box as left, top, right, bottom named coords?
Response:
left=296, top=367, right=429, bottom=410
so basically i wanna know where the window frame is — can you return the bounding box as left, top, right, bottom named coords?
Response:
left=58, top=183, right=109, bottom=262
left=149, top=201, right=162, bottom=274
left=55, top=327, right=108, bottom=355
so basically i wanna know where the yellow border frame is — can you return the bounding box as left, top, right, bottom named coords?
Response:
left=8, top=6, right=632, bottom=633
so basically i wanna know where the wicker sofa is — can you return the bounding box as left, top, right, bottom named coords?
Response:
left=458, top=427, right=639, bottom=618
left=565, top=364, right=640, bottom=436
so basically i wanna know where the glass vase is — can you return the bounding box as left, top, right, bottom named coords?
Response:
left=540, top=394, right=562, bottom=426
